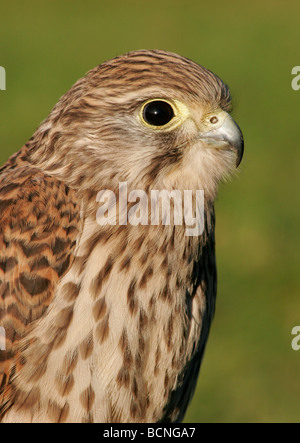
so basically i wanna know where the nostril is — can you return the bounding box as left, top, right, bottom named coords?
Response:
left=210, top=116, right=218, bottom=124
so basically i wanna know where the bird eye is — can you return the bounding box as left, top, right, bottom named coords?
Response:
left=142, top=100, right=175, bottom=127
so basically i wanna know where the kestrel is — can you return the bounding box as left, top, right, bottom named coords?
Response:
left=0, top=50, right=243, bottom=423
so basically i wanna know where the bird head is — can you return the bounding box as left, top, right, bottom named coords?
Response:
left=28, top=50, right=244, bottom=203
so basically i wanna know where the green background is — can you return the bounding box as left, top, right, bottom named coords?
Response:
left=0, top=0, right=299, bottom=423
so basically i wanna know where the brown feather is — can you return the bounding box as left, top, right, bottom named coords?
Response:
left=0, top=165, right=81, bottom=417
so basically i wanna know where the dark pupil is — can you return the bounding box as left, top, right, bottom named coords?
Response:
left=143, top=101, right=174, bottom=126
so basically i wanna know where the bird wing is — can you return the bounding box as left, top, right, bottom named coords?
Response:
left=0, top=164, right=81, bottom=418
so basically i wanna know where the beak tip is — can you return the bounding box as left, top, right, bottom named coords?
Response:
left=235, top=136, right=244, bottom=167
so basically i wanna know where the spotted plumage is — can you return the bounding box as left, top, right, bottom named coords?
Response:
left=0, top=49, right=243, bottom=422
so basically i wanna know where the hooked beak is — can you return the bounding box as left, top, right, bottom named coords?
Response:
left=198, top=111, right=244, bottom=167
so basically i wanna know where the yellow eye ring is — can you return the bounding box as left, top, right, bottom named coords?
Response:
left=141, top=99, right=175, bottom=127
left=139, top=98, right=190, bottom=131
